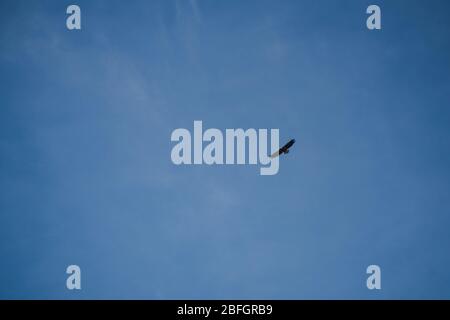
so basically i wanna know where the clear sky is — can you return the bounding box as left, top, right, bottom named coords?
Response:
left=1, top=0, right=450, bottom=299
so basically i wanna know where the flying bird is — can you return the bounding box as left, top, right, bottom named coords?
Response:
left=271, top=139, right=296, bottom=158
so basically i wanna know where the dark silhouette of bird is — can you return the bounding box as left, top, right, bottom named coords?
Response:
left=270, top=139, right=296, bottom=158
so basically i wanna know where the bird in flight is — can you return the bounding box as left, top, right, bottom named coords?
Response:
left=270, top=139, right=296, bottom=158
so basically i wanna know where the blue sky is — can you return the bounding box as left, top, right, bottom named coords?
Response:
left=1, top=0, right=450, bottom=299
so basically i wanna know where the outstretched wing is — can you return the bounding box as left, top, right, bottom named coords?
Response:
left=270, top=139, right=295, bottom=158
